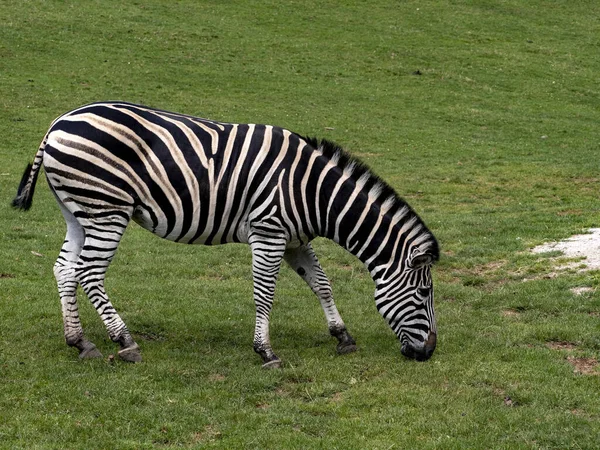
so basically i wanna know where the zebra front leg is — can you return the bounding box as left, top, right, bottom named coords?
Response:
left=250, top=235, right=287, bottom=369
left=284, top=244, right=357, bottom=355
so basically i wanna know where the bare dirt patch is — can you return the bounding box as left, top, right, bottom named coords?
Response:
left=492, top=387, right=517, bottom=407
left=503, top=396, right=515, bottom=407
left=567, top=356, right=598, bottom=375
left=546, top=341, right=577, bottom=351
left=531, top=228, right=600, bottom=271
left=545, top=341, right=598, bottom=375
left=330, top=392, right=344, bottom=403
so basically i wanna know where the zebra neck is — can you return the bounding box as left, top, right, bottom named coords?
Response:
left=320, top=189, right=432, bottom=276
left=295, top=137, right=437, bottom=276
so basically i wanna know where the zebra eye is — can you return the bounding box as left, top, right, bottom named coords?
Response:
left=416, top=287, right=431, bottom=298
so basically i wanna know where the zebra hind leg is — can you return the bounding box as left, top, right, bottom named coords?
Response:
left=75, top=214, right=141, bottom=362
left=283, top=244, right=357, bottom=355
left=54, top=198, right=103, bottom=359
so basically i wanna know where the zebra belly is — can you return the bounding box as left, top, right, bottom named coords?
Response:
left=131, top=204, right=251, bottom=245
left=131, top=204, right=310, bottom=249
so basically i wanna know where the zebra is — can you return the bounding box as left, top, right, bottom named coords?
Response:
left=12, top=101, right=440, bottom=368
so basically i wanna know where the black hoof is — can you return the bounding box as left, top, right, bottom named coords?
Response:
left=331, top=327, right=357, bottom=355
left=337, top=342, right=358, bottom=355
left=262, top=359, right=282, bottom=369
left=118, top=343, right=142, bottom=363
left=78, top=342, right=103, bottom=359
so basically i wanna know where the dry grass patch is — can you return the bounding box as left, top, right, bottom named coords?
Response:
left=208, top=373, right=226, bottom=382
left=445, top=259, right=522, bottom=289
left=191, top=425, right=222, bottom=444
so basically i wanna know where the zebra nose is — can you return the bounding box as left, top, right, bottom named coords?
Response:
left=401, top=331, right=436, bottom=361
left=424, top=331, right=436, bottom=357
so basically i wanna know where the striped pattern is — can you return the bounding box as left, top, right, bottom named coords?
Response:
left=13, top=101, right=439, bottom=365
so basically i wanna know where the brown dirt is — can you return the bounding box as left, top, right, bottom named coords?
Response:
left=567, top=356, right=598, bottom=375
left=546, top=341, right=577, bottom=351
left=546, top=341, right=598, bottom=375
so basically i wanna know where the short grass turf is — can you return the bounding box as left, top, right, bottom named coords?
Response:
left=2, top=0, right=600, bottom=448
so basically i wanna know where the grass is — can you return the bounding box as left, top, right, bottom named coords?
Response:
left=2, top=0, right=600, bottom=448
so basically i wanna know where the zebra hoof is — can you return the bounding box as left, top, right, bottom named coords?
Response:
left=262, top=359, right=282, bottom=370
left=118, top=343, right=142, bottom=363
left=78, top=342, right=103, bottom=359
left=336, top=342, right=358, bottom=355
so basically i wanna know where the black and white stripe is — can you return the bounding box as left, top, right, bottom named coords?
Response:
left=13, top=101, right=439, bottom=366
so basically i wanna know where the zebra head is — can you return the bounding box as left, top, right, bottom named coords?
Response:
left=374, top=246, right=437, bottom=361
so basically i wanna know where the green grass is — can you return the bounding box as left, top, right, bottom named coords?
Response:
left=2, top=0, right=600, bottom=448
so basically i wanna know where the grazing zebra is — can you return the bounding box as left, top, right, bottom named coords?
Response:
left=13, top=101, right=439, bottom=367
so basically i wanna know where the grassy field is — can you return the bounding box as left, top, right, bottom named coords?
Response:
left=2, top=0, right=600, bottom=448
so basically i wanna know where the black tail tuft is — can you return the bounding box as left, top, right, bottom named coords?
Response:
left=12, top=163, right=36, bottom=211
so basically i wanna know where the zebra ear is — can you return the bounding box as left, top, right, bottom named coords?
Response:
left=407, top=248, right=434, bottom=268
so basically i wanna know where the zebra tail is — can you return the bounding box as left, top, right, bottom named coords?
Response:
left=12, top=139, right=46, bottom=211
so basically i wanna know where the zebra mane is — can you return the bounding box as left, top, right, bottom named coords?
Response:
left=301, top=136, right=440, bottom=262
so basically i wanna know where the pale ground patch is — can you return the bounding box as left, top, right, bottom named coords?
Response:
left=531, top=228, right=600, bottom=271
left=570, top=286, right=595, bottom=296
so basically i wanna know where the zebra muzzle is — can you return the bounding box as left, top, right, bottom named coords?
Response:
left=401, top=331, right=436, bottom=361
